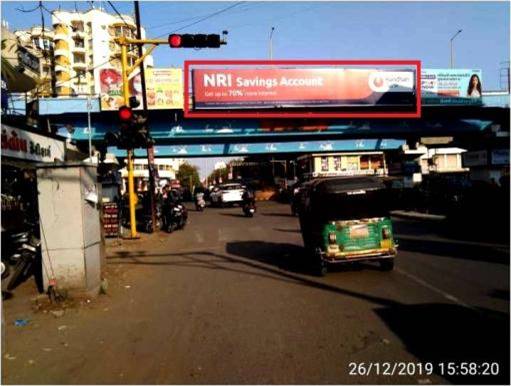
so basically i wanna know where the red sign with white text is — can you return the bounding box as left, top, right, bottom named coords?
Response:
left=185, top=60, right=421, bottom=119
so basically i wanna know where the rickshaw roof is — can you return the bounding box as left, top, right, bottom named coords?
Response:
left=309, top=176, right=386, bottom=195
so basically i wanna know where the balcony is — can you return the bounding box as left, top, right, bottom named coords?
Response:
left=54, top=64, right=69, bottom=73
left=72, top=30, right=86, bottom=38
left=54, top=48, right=70, bottom=57
left=53, top=32, right=70, bottom=42
left=73, top=61, right=87, bottom=69
left=72, top=45, right=86, bottom=53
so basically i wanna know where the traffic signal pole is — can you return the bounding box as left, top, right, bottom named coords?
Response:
left=114, top=32, right=226, bottom=238
left=117, top=37, right=165, bottom=238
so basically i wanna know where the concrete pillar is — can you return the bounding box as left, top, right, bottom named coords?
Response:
left=36, top=163, right=103, bottom=297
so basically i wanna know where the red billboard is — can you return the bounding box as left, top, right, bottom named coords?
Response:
left=185, top=60, right=421, bottom=119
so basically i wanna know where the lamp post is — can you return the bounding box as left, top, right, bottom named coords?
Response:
left=269, top=26, right=275, bottom=60
left=450, top=29, right=462, bottom=69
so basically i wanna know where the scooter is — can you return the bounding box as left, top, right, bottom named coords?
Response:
left=195, top=193, right=206, bottom=212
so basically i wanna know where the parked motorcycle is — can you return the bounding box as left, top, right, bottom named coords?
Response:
left=195, top=192, right=206, bottom=212
left=4, top=223, right=43, bottom=292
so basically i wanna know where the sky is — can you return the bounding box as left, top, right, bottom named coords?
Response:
left=1, top=0, right=510, bottom=177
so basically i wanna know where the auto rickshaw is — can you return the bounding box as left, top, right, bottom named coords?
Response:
left=298, top=176, right=397, bottom=276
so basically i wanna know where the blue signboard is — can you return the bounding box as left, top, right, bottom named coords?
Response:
left=107, top=138, right=406, bottom=158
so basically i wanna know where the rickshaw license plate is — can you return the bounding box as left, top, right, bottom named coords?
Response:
left=349, top=225, right=369, bottom=238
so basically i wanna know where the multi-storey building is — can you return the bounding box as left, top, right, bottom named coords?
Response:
left=119, top=158, right=186, bottom=193
left=15, top=7, right=153, bottom=97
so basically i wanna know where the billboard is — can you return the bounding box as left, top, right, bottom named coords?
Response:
left=421, top=69, right=482, bottom=105
left=185, top=60, right=421, bottom=119
left=145, top=69, right=183, bottom=110
left=192, top=68, right=416, bottom=109
left=99, top=68, right=183, bottom=111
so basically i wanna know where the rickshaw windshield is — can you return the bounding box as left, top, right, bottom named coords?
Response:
left=311, top=189, right=391, bottom=221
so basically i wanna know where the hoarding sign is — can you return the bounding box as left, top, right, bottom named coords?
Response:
left=185, top=60, right=421, bottom=119
left=192, top=68, right=415, bottom=109
left=145, top=68, right=183, bottom=110
left=100, top=68, right=183, bottom=111
left=421, top=69, right=482, bottom=105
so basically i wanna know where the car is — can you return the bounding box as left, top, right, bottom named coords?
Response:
left=209, top=183, right=246, bottom=207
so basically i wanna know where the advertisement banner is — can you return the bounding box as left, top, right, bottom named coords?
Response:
left=100, top=68, right=183, bottom=111
left=145, top=68, right=183, bottom=110
left=421, top=69, right=482, bottom=105
left=191, top=68, right=416, bottom=109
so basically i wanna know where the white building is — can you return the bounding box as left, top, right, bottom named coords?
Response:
left=16, top=7, right=153, bottom=97
left=119, top=158, right=185, bottom=192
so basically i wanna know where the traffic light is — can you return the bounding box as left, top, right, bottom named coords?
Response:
left=168, top=33, right=222, bottom=48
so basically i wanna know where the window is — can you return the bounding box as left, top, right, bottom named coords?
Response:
left=321, top=157, right=328, bottom=172
left=43, top=39, right=51, bottom=50
left=333, top=157, right=341, bottom=171
left=75, top=70, right=86, bottom=80
left=32, top=37, right=40, bottom=48
left=73, top=53, right=85, bottom=63
left=74, top=38, right=84, bottom=48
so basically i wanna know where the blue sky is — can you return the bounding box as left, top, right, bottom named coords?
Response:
left=2, top=1, right=509, bottom=178
left=2, top=1, right=510, bottom=90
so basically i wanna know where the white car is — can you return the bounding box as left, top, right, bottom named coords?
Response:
left=210, top=183, right=245, bottom=206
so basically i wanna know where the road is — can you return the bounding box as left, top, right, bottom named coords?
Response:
left=2, top=201, right=509, bottom=384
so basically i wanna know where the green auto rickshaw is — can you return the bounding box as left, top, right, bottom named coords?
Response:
left=298, top=176, right=397, bottom=276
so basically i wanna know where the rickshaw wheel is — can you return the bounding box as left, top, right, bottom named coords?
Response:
left=379, top=259, right=394, bottom=271
left=313, top=248, right=328, bottom=276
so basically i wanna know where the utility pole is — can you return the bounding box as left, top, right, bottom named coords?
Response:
left=269, top=26, right=275, bottom=60
left=134, top=0, right=157, bottom=231
left=450, top=29, right=462, bottom=69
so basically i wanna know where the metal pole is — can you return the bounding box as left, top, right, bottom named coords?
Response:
left=450, top=29, right=462, bottom=69
left=87, top=94, right=92, bottom=159
left=121, top=42, right=138, bottom=238
left=269, top=27, right=275, bottom=60
left=134, top=0, right=157, bottom=231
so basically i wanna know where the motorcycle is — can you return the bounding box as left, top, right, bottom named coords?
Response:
left=164, top=202, right=188, bottom=233
left=4, top=223, right=43, bottom=292
left=242, top=200, right=256, bottom=217
left=195, top=192, right=206, bottom=212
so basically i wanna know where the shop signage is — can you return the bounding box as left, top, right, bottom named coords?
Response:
left=1, top=124, right=65, bottom=162
left=17, top=46, right=40, bottom=73
left=421, top=69, right=483, bottom=105
left=462, top=150, right=488, bottom=167
left=491, top=149, right=509, bottom=165
left=192, top=68, right=416, bottom=109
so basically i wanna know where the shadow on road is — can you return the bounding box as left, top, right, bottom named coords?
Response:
left=219, top=213, right=249, bottom=218
left=273, top=228, right=301, bottom=233
left=397, top=237, right=510, bottom=265
left=108, top=241, right=510, bottom=384
left=261, top=212, right=295, bottom=218
left=375, top=303, right=510, bottom=385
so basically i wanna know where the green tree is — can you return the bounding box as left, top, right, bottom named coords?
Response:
left=176, top=162, right=201, bottom=190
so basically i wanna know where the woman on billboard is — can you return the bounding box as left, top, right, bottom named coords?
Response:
left=467, top=74, right=482, bottom=97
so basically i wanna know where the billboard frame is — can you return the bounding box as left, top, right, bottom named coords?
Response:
left=184, top=60, right=422, bottom=119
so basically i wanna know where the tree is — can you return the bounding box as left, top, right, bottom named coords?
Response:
left=176, top=162, right=201, bottom=190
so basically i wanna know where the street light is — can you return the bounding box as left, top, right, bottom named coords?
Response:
left=269, top=26, right=275, bottom=60
left=450, top=29, right=462, bottom=69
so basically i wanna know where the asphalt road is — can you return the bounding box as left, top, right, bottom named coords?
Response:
left=2, top=201, right=509, bottom=384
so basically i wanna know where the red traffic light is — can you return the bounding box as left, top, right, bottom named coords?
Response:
left=168, top=34, right=182, bottom=48
left=118, top=106, right=133, bottom=121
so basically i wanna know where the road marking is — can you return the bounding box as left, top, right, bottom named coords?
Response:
left=395, top=267, right=475, bottom=310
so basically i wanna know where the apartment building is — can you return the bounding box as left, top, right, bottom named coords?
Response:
left=15, top=6, right=153, bottom=97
